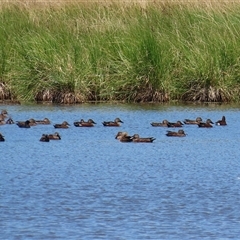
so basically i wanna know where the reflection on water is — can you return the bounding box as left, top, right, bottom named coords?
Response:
left=1, top=103, right=240, bottom=239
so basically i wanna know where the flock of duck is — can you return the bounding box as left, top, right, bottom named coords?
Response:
left=115, top=115, right=226, bottom=142
left=0, top=109, right=227, bottom=142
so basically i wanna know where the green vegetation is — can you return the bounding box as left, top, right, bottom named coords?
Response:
left=1, top=1, right=240, bottom=103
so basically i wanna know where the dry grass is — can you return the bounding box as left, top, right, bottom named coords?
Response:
left=0, top=0, right=237, bottom=7
left=0, top=1, right=238, bottom=19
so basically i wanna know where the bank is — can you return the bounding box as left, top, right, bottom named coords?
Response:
left=1, top=1, right=240, bottom=104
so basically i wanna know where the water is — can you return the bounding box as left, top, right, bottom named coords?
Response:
left=1, top=103, right=240, bottom=239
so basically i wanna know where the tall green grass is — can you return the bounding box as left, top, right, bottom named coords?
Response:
left=1, top=1, right=240, bottom=103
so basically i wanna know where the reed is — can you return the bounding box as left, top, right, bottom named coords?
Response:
left=1, top=1, right=240, bottom=103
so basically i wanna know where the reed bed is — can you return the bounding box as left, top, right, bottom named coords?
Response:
left=1, top=1, right=240, bottom=103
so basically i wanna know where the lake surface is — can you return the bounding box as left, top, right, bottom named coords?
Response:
left=1, top=102, right=240, bottom=239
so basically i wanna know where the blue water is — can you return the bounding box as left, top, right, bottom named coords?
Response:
left=0, top=103, right=240, bottom=239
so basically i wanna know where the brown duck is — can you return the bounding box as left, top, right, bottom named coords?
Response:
left=151, top=120, right=169, bottom=127
left=36, top=118, right=51, bottom=125
left=6, top=118, right=14, bottom=124
left=48, top=132, right=61, bottom=140
left=54, top=121, right=70, bottom=129
left=132, top=134, right=156, bottom=143
left=0, top=110, right=8, bottom=120
left=183, top=117, right=202, bottom=125
left=29, top=119, right=37, bottom=126
left=39, top=134, right=50, bottom=142
left=103, top=118, right=123, bottom=127
left=215, top=116, right=227, bottom=126
left=167, top=121, right=184, bottom=128
left=16, top=120, right=31, bottom=128
left=166, top=129, right=186, bottom=137
left=74, top=119, right=96, bottom=127
left=115, top=132, right=132, bottom=142
left=198, top=119, right=214, bottom=128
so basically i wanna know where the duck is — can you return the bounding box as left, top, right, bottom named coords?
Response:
left=74, top=119, right=96, bottom=127
left=151, top=120, right=169, bottom=127
left=132, top=134, right=156, bottom=143
left=48, top=132, right=61, bottom=140
left=28, top=118, right=37, bottom=126
left=166, top=129, right=186, bottom=137
left=0, top=110, right=8, bottom=120
left=17, top=119, right=37, bottom=126
left=39, top=134, right=50, bottom=142
left=54, top=121, right=70, bottom=129
left=198, top=119, right=214, bottom=128
left=215, top=116, right=227, bottom=126
left=167, top=120, right=184, bottom=128
left=16, top=120, right=31, bottom=128
left=35, top=118, right=51, bottom=125
left=102, top=118, right=123, bottom=127
left=183, top=117, right=202, bottom=125
left=0, top=133, right=5, bottom=141
left=6, top=118, right=14, bottom=124
left=115, top=132, right=132, bottom=142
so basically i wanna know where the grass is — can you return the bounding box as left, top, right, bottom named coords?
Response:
left=1, top=0, right=240, bottom=103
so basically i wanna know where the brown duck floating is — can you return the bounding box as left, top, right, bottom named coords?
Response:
left=0, top=110, right=8, bottom=120
left=35, top=118, right=51, bottom=125
left=6, top=118, right=14, bottom=124
left=48, top=132, right=61, bottom=140
left=151, top=120, right=169, bottom=127
left=115, top=132, right=132, bottom=142
left=167, top=121, right=184, bottom=128
left=103, top=118, right=123, bottom=127
left=74, top=119, right=96, bottom=127
left=198, top=119, right=214, bottom=128
left=54, top=121, right=70, bottom=129
left=183, top=117, right=202, bottom=125
left=132, top=134, right=156, bottom=143
left=39, top=134, right=50, bottom=142
left=28, top=119, right=37, bottom=126
left=166, top=129, right=186, bottom=137
left=215, top=116, right=227, bottom=126
left=16, top=120, right=31, bottom=128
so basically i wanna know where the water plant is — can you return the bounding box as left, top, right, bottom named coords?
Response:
left=1, top=1, right=240, bottom=103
